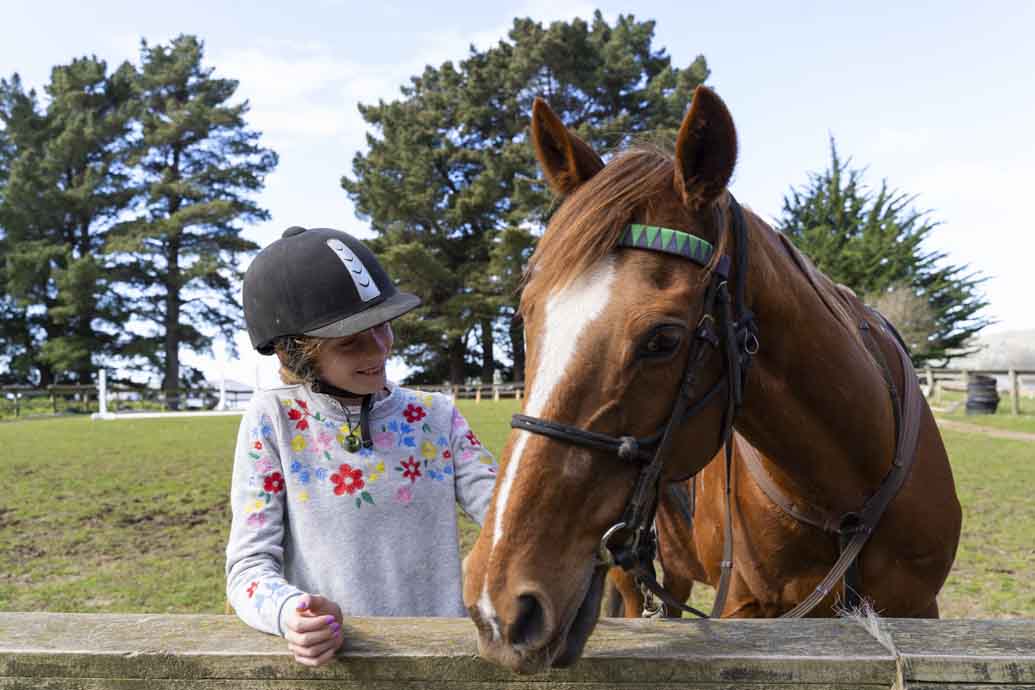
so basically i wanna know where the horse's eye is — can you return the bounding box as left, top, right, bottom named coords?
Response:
left=638, top=326, right=684, bottom=360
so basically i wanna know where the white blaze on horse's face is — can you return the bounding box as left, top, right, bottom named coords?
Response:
left=476, top=257, right=617, bottom=636
left=492, top=255, right=617, bottom=549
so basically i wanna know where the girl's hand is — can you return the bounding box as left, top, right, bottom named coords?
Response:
left=283, top=593, right=344, bottom=666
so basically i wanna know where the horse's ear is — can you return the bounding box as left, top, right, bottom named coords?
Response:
left=674, top=86, right=738, bottom=210
left=531, top=97, right=604, bottom=196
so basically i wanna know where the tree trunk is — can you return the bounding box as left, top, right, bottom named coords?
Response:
left=480, top=318, right=495, bottom=384
left=509, top=313, right=525, bottom=382
left=448, top=335, right=466, bottom=385
left=163, top=149, right=183, bottom=410
left=37, top=363, right=55, bottom=388
left=37, top=321, right=62, bottom=386
left=74, top=296, right=94, bottom=383
left=163, top=237, right=181, bottom=410
left=75, top=218, right=94, bottom=384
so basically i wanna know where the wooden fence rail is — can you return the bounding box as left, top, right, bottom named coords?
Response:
left=920, top=368, right=1035, bottom=415
left=4, top=366, right=1034, bottom=420
left=1, top=614, right=1033, bottom=688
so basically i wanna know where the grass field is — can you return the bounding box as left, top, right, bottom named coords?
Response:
left=1, top=398, right=1032, bottom=618
left=935, top=388, right=1035, bottom=434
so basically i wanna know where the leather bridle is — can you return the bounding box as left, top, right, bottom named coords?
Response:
left=511, top=195, right=759, bottom=618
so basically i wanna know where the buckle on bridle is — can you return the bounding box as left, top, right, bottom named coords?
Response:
left=743, top=332, right=760, bottom=355
left=595, top=521, right=627, bottom=568
left=640, top=585, right=666, bottom=619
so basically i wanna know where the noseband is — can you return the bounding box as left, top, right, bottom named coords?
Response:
left=511, top=195, right=758, bottom=618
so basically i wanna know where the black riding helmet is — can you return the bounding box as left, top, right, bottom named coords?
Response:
left=244, top=226, right=421, bottom=355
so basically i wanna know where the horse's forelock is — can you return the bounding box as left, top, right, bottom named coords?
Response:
left=523, top=147, right=677, bottom=310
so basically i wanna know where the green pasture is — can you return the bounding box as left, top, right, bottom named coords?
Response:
left=1, top=399, right=1032, bottom=618
left=934, top=388, right=1035, bottom=434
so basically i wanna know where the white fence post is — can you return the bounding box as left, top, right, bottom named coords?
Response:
left=217, top=375, right=227, bottom=411
left=1010, top=369, right=1020, bottom=415
left=98, top=370, right=108, bottom=416
left=91, top=370, right=114, bottom=420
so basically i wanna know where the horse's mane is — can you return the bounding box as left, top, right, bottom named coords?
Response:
left=521, top=146, right=676, bottom=311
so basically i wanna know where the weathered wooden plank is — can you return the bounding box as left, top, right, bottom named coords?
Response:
left=885, top=619, right=1035, bottom=687
left=902, top=686, right=1035, bottom=690
left=0, top=613, right=894, bottom=688
left=0, top=682, right=895, bottom=690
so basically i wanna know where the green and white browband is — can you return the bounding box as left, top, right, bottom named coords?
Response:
left=617, top=224, right=714, bottom=267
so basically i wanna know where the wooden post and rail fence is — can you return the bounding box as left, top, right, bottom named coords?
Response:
left=1, top=368, right=1032, bottom=419
left=1, top=613, right=1033, bottom=688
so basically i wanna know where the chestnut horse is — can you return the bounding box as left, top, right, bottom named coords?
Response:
left=462, top=86, right=961, bottom=674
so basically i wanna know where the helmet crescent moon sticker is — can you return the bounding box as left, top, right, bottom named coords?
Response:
left=325, top=239, right=382, bottom=302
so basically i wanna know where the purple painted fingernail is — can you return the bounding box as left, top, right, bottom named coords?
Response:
left=325, top=616, right=336, bottom=625
left=296, top=600, right=308, bottom=610
left=332, top=624, right=341, bottom=636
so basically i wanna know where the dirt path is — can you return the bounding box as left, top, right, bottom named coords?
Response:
left=936, top=418, right=1035, bottom=442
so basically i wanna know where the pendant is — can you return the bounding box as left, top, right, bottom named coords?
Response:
left=344, top=432, right=362, bottom=453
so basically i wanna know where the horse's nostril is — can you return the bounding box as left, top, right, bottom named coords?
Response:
left=509, top=593, right=548, bottom=648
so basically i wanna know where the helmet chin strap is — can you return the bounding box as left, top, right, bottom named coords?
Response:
left=311, top=378, right=365, bottom=400
left=311, top=379, right=374, bottom=449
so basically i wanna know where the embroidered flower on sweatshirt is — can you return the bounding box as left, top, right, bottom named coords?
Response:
left=374, top=430, right=395, bottom=451
left=263, top=472, right=285, bottom=494
left=399, top=457, right=422, bottom=482
left=403, top=404, right=426, bottom=423
left=313, top=430, right=335, bottom=453
left=366, top=461, right=386, bottom=483
left=259, top=414, right=275, bottom=439
left=331, top=464, right=365, bottom=496
left=287, top=407, right=309, bottom=432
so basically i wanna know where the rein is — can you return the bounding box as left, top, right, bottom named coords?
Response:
left=511, top=195, right=758, bottom=619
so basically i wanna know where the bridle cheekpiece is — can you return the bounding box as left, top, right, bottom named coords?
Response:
left=510, top=195, right=758, bottom=618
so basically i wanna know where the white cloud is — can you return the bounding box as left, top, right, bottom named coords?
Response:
left=211, top=1, right=608, bottom=150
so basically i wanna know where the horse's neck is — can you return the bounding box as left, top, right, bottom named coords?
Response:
left=735, top=216, right=897, bottom=512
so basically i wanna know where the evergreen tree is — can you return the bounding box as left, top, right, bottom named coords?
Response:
left=778, top=140, right=990, bottom=366
left=344, top=12, right=708, bottom=383
left=0, top=59, right=136, bottom=385
left=109, top=35, right=276, bottom=402
left=0, top=78, right=32, bottom=383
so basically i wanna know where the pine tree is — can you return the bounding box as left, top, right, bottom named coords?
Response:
left=0, top=78, right=32, bottom=383
left=344, top=12, right=709, bottom=383
left=778, top=140, right=990, bottom=366
left=109, top=35, right=276, bottom=403
left=0, top=58, right=136, bottom=385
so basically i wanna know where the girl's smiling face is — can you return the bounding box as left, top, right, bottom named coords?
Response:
left=315, top=322, right=394, bottom=396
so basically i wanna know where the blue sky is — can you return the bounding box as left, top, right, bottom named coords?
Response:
left=4, top=1, right=1033, bottom=387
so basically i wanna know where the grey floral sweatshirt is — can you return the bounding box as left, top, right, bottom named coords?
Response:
left=225, top=382, right=497, bottom=636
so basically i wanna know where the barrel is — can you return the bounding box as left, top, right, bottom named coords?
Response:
left=965, top=374, right=1000, bottom=415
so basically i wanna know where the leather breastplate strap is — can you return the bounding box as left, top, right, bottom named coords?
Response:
left=780, top=326, right=922, bottom=617
left=749, top=233, right=926, bottom=617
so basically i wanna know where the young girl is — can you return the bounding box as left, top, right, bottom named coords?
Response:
left=226, top=226, right=497, bottom=667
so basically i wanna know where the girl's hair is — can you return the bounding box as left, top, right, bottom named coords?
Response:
left=273, top=336, right=329, bottom=387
